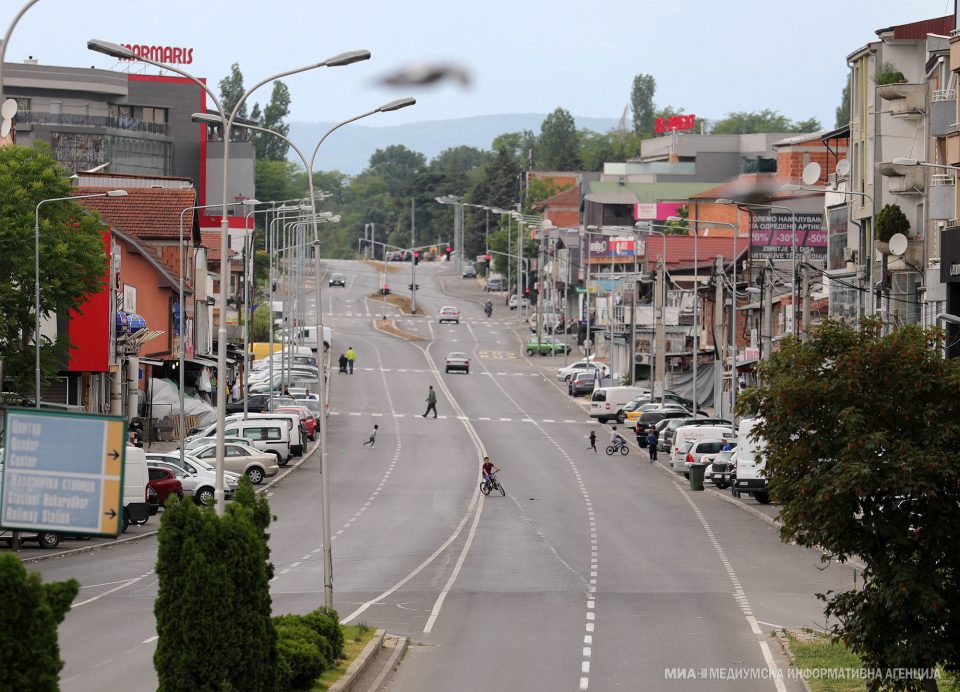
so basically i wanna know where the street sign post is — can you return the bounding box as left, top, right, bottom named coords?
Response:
left=1, top=408, right=127, bottom=537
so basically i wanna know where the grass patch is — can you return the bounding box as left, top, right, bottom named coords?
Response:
left=363, top=259, right=401, bottom=274
left=783, top=629, right=959, bottom=692
left=312, top=624, right=377, bottom=691
left=367, top=293, right=423, bottom=315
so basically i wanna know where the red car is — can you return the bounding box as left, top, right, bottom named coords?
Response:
left=275, top=406, right=316, bottom=441
left=147, top=466, right=184, bottom=512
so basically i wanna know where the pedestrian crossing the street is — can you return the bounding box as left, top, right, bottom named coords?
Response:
left=349, top=367, right=538, bottom=376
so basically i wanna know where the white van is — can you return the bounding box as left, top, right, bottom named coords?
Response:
left=486, top=273, right=505, bottom=292
left=294, top=326, right=332, bottom=352
left=670, top=425, right=735, bottom=474
left=226, top=412, right=304, bottom=457
left=589, top=386, right=650, bottom=423
left=121, top=446, right=151, bottom=532
left=732, top=417, right=769, bottom=503
left=192, top=420, right=292, bottom=466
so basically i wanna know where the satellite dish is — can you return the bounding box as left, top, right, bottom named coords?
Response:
left=801, top=161, right=822, bottom=186
left=888, top=233, right=908, bottom=256
left=836, top=159, right=850, bottom=177
left=0, top=99, right=17, bottom=119
left=0, top=120, right=10, bottom=138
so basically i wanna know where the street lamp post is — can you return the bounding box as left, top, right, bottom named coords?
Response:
left=634, top=224, right=667, bottom=399
left=1, top=0, right=43, bottom=105
left=195, top=97, right=415, bottom=609
left=90, top=38, right=373, bottom=515
left=35, top=190, right=127, bottom=407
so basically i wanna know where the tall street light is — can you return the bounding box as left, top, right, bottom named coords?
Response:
left=634, top=223, right=667, bottom=399
left=1, top=0, right=43, bottom=104
left=35, top=190, right=127, bottom=407
left=90, top=38, right=372, bottom=515
left=195, top=97, right=415, bottom=609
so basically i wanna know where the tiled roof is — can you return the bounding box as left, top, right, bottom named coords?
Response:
left=537, top=185, right=580, bottom=209
left=72, top=186, right=197, bottom=240
left=199, top=231, right=236, bottom=261
left=646, top=235, right=746, bottom=272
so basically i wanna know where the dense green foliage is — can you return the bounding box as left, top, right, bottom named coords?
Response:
left=252, top=81, right=292, bottom=161
left=630, top=74, right=657, bottom=136
left=0, top=554, right=79, bottom=692
left=0, top=143, right=110, bottom=399
left=835, top=79, right=851, bottom=129
left=875, top=61, right=907, bottom=86
left=739, top=319, right=960, bottom=685
left=272, top=607, right=345, bottom=690
left=153, top=476, right=276, bottom=690
left=539, top=107, right=582, bottom=171
left=711, top=108, right=821, bottom=135
left=218, top=63, right=248, bottom=119
left=875, top=203, right=910, bottom=244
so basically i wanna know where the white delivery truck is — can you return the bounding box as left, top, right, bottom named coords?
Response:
left=732, top=417, right=770, bottom=504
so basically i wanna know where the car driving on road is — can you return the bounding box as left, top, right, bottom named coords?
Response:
left=328, top=272, right=346, bottom=287
left=525, top=335, right=571, bottom=356
left=445, top=352, right=470, bottom=374
left=439, top=306, right=461, bottom=324
left=556, top=359, right=608, bottom=383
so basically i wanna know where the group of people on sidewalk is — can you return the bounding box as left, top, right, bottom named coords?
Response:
left=338, top=347, right=357, bottom=374
left=588, top=421, right=659, bottom=461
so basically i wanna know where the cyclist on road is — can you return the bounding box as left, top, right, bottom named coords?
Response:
left=482, top=456, right=500, bottom=486
left=610, top=426, right=627, bottom=449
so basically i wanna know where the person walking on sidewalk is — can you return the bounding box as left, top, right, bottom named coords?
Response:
left=423, top=385, right=438, bottom=418
left=587, top=430, right=598, bottom=454
left=646, top=428, right=659, bottom=462
left=345, top=347, right=356, bottom=374
left=362, top=424, right=379, bottom=448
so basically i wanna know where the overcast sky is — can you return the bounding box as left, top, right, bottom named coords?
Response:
left=5, top=0, right=956, bottom=130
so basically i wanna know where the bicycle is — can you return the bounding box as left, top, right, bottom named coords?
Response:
left=480, top=470, right=505, bottom=496
left=606, top=440, right=630, bottom=456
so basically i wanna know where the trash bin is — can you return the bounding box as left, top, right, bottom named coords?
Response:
left=688, top=462, right=708, bottom=491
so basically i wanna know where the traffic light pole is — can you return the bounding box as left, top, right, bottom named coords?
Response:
left=411, top=199, right=417, bottom=314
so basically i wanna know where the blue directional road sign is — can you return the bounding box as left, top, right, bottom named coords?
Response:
left=1, top=408, right=127, bottom=537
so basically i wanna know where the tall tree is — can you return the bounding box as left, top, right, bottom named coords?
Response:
left=630, top=74, right=657, bottom=136
left=539, top=107, right=581, bottom=171
left=0, top=143, right=110, bottom=399
left=740, top=318, right=960, bottom=685
left=710, top=109, right=820, bottom=135
left=835, top=79, right=851, bottom=129
left=252, top=80, right=291, bottom=161
left=218, top=63, right=247, bottom=119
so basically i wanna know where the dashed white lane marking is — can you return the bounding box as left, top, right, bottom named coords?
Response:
left=73, top=571, right=154, bottom=608
left=675, top=487, right=789, bottom=692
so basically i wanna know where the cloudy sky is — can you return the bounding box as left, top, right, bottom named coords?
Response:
left=5, top=0, right=955, bottom=129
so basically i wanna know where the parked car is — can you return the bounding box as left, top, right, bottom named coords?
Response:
left=184, top=436, right=255, bottom=452
left=274, top=406, right=316, bottom=441
left=462, top=265, right=477, bottom=278
left=294, top=398, right=321, bottom=423
left=568, top=370, right=597, bottom=396
left=710, top=447, right=738, bottom=489
left=439, top=306, right=461, bottom=324
left=328, top=272, right=346, bottom=287
left=670, top=426, right=736, bottom=475
left=628, top=408, right=693, bottom=429
left=525, top=335, right=571, bottom=356
left=445, top=352, right=470, bottom=374
left=225, top=393, right=271, bottom=414
left=677, top=438, right=732, bottom=478
left=507, top=294, right=529, bottom=310
left=660, top=416, right=734, bottom=452
left=147, top=466, right=184, bottom=509
left=145, top=455, right=240, bottom=505
left=190, top=443, right=280, bottom=485
left=556, top=359, right=609, bottom=383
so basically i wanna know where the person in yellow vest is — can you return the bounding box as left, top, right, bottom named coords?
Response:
left=345, top=347, right=356, bottom=374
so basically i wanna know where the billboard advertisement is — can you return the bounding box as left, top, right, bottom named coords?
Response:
left=749, top=212, right=826, bottom=261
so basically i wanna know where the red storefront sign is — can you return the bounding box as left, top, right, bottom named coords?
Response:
left=121, top=44, right=194, bottom=65
left=655, top=114, right=696, bottom=134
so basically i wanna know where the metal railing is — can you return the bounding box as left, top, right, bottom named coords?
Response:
left=16, top=110, right=170, bottom=136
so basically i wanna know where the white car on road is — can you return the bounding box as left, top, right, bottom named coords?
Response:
left=556, top=359, right=609, bottom=383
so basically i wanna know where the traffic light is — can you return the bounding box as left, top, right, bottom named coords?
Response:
left=484, top=254, right=491, bottom=263
left=414, top=251, right=420, bottom=265
left=445, top=246, right=452, bottom=259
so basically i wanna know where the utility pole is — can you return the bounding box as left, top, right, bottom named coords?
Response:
left=653, top=261, right=666, bottom=403
left=712, top=256, right=725, bottom=415
left=536, top=228, right=545, bottom=353
left=801, top=247, right=811, bottom=341
left=762, top=263, right=773, bottom=362
left=410, top=198, right=417, bottom=314
left=629, top=245, right=637, bottom=386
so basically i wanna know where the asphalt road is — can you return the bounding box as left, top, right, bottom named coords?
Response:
left=19, top=258, right=859, bottom=691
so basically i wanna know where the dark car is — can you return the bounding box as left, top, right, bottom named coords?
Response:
left=660, top=416, right=734, bottom=452
left=148, top=466, right=184, bottom=511
left=462, top=265, right=477, bottom=278
left=634, top=409, right=691, bottom=429
left=328, top=272, right=346, bottom=287
left=225, top=393, right=272, bottom=414
left=568, top=370, right=597, bottom=396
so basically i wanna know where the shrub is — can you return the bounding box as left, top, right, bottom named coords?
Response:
left=0, top=553, right=79, bottom=692
left=303, top=608, right=345, bottom=660
left=874, top=203, right=910, bottom=244
left=275, top=622, right=329, bottom=690
left=874, top=61, right=907, bottom=85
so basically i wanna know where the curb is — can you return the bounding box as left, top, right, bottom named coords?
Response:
left=328, top=628, right=386, bottom=692
left=773, top=629, right=814, bottom=692
left=367, top=635, right=407, bottom=691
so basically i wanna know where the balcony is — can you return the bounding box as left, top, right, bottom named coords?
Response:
left=931, top=90, right=957, bottom=137
left=876, top=161, right=925, bottom=195
left=930, top=174, right=956, bottom=220
left=15, top=110, right=170, bottom=136
left=949, top=131, right=960, bottom=166
left=952, top=31, right=960, bottom=73
left=876, top=83, right=925, bottom=119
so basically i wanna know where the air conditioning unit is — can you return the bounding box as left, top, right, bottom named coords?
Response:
left=843, top=247, right=856, bottom=262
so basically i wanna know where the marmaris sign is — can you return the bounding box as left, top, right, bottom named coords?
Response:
left=656, top=114, right=696, bottom=134
left=121, top=44, right=194, bottom=64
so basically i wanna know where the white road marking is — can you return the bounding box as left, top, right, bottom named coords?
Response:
left=142, top=636, right=158, bottom=644
left=73, top=572, right=154, bottom=608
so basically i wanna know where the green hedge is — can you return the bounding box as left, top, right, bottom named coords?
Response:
left=0, top=553, right=79, bottom=692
